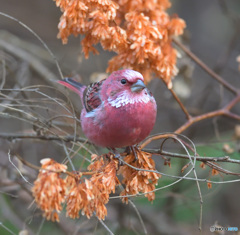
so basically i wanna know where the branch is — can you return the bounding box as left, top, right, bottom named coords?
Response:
left=5, top=133, right=239, bottom=165
left=144, top=149, right=240, bottom=164
left=141, top=98, right=240, bottom=147
left=169, top=88, right=191, bottom=120
left=0, top=133, right=88, bottom=143
left=14, top=154, right=96, bottom=176
left=173, top=38, right=240, bottom=95
left=175, top=94, right=240, bottom=134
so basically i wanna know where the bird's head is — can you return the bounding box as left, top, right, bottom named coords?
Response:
left=103, top=69, right=146, bottom=97
left=102, top=69, right=152, bottom=108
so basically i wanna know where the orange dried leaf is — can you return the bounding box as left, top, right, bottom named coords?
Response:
left=181, top=163, right=190, bottom=173
left=207, top=182, right=212, bottom=189
left=211, top=169, right=219, bottom=176
left=164, top=159, right=171, bottom=168
left=200, top=162, right=206, bottom=169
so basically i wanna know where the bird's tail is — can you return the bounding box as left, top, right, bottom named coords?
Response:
left=58, top=78, right=85, bottom=95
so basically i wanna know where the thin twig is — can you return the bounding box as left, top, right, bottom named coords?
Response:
left=118, top=184, right=148, bottom=234
left=159, top=133, right=203, bottom=231
left=0, top=52, right=6, bottom=89
left=0, top=133, right=87, bottom=143
left=36, top=217, right=46, bottom=235
left=97, top=217, right=115, bottom=235
left=175, top=94, right=240, bottom=134
left=173, top=38, right=240, bottom=95
left=0, top=222, right=16, bottom=235
left=0, top=39, right=59, bottom=84
left=0, top=12, right=64, bottom=80
left=128, top=200, right=148, bottom=235
left=62, top=141, right=76, bottom=171
left=14, top=154, right=95, bottom=178
left=145, top=149, right=239, bottom=164
left=169, top=88, right=191, bottom=120
left=8, top=150, right=33, bottom=186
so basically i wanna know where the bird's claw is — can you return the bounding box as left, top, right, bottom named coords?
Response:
left=130, top=146, right=138, bottom=161
left=114, top=153, right=124, bottom=166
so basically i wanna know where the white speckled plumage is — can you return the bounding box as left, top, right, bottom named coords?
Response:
left=107, top=90, right=150, bottom=108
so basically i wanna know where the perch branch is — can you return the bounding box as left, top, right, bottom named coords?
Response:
left=2, top=133, right=239, bottom=166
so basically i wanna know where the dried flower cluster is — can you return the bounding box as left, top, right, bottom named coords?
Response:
left=32, top=158, right=67, bottom=222
left=119, top=151, right=161, bottom=203
left=53, top=0, right=186, bottom=87
left=32, top=151, right=160, bottom=221
left=66, top=155, right=120, bottom=219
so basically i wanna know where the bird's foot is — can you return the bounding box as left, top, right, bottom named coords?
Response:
left=110, top=148, right=124, bottom=166
left=114, top=153, right=124, bottom=166
left=125, top=146, right=131, bottom=155
left=130, top=146, right=138, bottom=161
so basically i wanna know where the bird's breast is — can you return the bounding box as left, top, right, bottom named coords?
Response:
left=81, top=90, right=157, bottom=148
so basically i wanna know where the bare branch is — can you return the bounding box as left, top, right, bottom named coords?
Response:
left=173, top=38, right=240, bottom=95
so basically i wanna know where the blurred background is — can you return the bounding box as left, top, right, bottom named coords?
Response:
left=0, top=0, right=240, bottom=234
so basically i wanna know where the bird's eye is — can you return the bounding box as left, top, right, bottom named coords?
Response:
left=121, top=79, right=127, bottom=84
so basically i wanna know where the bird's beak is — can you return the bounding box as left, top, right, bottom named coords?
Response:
left=131, top=79, right=146, bottom=92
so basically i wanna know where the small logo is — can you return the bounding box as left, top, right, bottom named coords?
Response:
left=210, top=226, right=215, bottom=232
left=228, top=227, right=238, bottom=231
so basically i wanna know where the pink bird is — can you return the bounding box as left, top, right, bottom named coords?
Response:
left=58, top=69, right=157, bottom=149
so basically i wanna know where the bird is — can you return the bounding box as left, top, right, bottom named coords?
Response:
left=58, top=69, right=157, bottom=149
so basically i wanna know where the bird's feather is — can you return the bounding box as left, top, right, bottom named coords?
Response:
left=83, top=79, right=106, bottom=112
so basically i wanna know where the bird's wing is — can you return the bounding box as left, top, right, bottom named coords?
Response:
left=83, top=79, right=106, bottom=112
